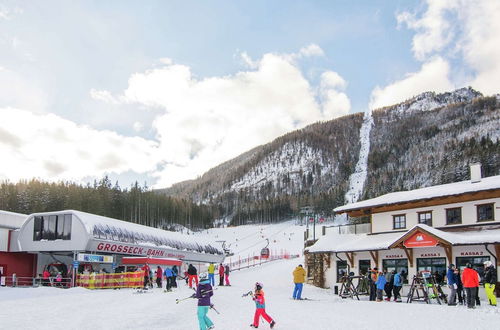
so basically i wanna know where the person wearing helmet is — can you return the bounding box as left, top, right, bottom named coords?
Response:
left=194, top=272, right=214, bottom=330
left=462, top=263, right=479, bottom=309
left=483, top=260, right=497, bottom=306
left=249, top=282, right=275, bottom=329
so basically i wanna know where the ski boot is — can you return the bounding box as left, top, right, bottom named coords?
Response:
left=270, top=320, right=276, bottom=328
left=250, top=324, right=258, bottom=328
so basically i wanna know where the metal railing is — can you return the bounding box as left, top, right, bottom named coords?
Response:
left=1, top=276, right=72, bottom=288
left=305, top=223, right=371, bottom=240
left=225, top=253, right=300, bottom=272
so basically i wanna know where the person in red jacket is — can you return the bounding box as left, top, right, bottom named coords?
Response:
left=42, top=269, right=51, bottom=286
left=462, top=263, right=480, bottom=309
left=155, top=266, right=163, bottom=288
left=141, top=264, right=151, bottom=289
left=219, top=264, right=225, bottom=286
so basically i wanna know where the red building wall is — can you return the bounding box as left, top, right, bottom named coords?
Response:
left=0, top=252, right=37, bottom=277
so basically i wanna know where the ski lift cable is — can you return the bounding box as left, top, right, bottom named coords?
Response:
left=234, top=222, right=296, bottom=254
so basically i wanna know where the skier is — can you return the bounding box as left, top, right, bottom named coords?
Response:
left=462, top=263, right=479, bottom=309
left=172, top=265, right=179, bottom=288
left=141, top=263, right=150, bottom=289
left=156, top=266, right=163, bottom=288
left=446, top=264, right=457, bottom=306
left=375, top=270, right=386, bottom=302
left=392, top=270, right=402, bottom=302
left=369, top=268, right=378, bottom=301
left=224, top=264, right=231, bottom=286
left=249, top=282, right=276, bottom=329
left=292, top=264, right=306, bottom=300
left=219, top=264, right=225, bottom=286
left=383, top=269, right=393, bottom=301
left=194, top=272, right=215, bottom=330
left=454, top=268, right=464, bottom=305
left=483, top=260, right=497, bottom=306
left=208, top=263, right=216, bottom=286
left=164, top=267, right=174, bottom=291
left=188, top=264, right=199, bottom=289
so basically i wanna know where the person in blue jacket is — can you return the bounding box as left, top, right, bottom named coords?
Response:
left=164, top=267, right=173, bottom=291
left=171, top=265, right=178, bottom=288
left=392, top=270, right=403, bottom=302
left=376, top=271, right=387, bottom=302
left=446, top=264, right=457, bottom=305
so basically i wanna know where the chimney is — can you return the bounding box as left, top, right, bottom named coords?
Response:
left=470, top=163, right=482, bottom=183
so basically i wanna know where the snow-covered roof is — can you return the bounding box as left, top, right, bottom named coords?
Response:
left=0, top=210, right=28, bottom=229
left=335, top=175, right=500, bottom=214
left=306, top=224, right=500, bottom=253
left=32, top=210, right=224, bottom=255
left=306, top=231, right=402, bottom=253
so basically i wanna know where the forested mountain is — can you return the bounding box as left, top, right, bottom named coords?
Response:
left=0, top=178, right=214, bottom=230
left=162, top=87, right=500, bottom=226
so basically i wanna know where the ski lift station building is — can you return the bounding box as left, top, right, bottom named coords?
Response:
left=2, top=210, right=225, bottom=280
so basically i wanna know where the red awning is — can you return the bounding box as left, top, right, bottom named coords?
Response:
left=121, top=256, right=182, bottom=266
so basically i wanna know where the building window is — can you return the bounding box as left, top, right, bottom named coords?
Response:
left=456, top=257, right=490, bottom=282
left=33, top=214, right=72, bottom=241
left=416, top=258, right=446, bottom=284
left=393, top=214, right=406, bottom=229
left=358, top=260, right=371, bottom=276
left=418, top=211, right=433, bottom=226
left=446, top=208, right=462, bottom=225
left=336, top=260, right=347, bottom=283
left=382, top=259, right=408, bottom=284
left=477, top=203, right=494, bottom=222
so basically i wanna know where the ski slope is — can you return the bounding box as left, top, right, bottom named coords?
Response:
left=1, top=221, right=500, bottom=329
left=193, top=220, right=305, bottom=262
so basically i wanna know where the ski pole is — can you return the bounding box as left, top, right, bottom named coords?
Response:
left=176, top=295, right=195, bottom=304
left=210, top=304, right=220, bottom=315
left=242, top=291, right=253, bottom=297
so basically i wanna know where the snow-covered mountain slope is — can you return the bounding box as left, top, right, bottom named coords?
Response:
left=161, top=87, right=500, bottom=224
left=391, top=87, right=482, bottom=114
left=192, top=220, right=306, bottom=261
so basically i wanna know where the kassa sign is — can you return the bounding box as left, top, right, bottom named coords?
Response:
left=403, top=231, right=438, bottom=248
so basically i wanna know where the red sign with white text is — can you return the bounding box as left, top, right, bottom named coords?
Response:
left=403, top=231, right=438, bottom=248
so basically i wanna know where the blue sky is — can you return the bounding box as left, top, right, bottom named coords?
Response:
left=1, top=0, right=499, bottom=188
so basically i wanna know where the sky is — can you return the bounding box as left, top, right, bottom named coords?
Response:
left=0, top=0, right=499, bottom=189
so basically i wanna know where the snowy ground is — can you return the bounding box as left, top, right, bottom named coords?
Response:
left=1, top=258, right=499, bottom=329
left=1, top=222, right=500, bottom=329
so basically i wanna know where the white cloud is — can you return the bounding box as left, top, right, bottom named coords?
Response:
left=0, top=107, right=159, bottom=182
left=397, top=0, right=456, bottom=61
left=320, top=71, right=350, bottom=117
left=370, top=57, right=453, bottom=110
left=133, top=121, right=143, bottom=132
left=94, top=48, right=350, bottom=187
left=0, top=67, right=48, bottom=112
left=372, top=0, right=500, bottom=109
left=298, top=44, right=325, bottom=58
left=89, top=88, right=122, bottom=105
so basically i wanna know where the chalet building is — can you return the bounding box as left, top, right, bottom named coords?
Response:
left=306, top=164, right=500, bottom=292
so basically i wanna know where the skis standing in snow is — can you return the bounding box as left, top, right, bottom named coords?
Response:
left=194, top=272, right=215, bottom=330
left=247, top=282, right=275, bottom=329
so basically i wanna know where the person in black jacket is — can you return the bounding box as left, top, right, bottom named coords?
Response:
left=483, top=260, right=497, bottom=306
left=187, top=264, right=199, bottom=289
left=454, top=268, right=464, bottom=305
